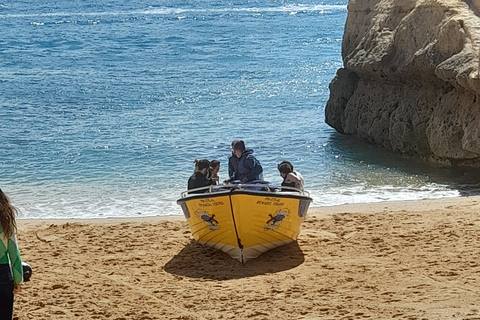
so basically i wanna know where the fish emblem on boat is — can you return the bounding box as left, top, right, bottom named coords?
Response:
left=196, top=210, right=220, bottom=230
left=264, top=209, right=289, bottom=230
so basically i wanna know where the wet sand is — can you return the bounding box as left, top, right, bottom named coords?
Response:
left=14, top=196, right=480, bottom=320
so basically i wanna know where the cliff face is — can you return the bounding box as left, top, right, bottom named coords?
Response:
left=325, top=0, right=480, bottom=165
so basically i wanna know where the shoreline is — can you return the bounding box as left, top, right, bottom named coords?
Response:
left=17, top=194, right=480, bottom=225
left=14, top=195, right=480, bottom=319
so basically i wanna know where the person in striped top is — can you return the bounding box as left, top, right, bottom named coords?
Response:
left=0, top=189, right=23, bottom=320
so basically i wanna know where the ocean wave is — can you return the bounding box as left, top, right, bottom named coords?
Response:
left=0, top=5, right=347, bottom=19
left=8, top=180, right=470, bottom=219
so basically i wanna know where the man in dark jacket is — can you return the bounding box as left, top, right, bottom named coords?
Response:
left=227, top=140, right=263, bottom=183
left=188, top=159, right=214, bottom=192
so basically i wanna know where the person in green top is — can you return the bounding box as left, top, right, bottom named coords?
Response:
left=0, top=189, right=23, bottom=320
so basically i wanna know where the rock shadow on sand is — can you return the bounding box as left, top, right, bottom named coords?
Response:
left=163, top=240, right=304, bottom=280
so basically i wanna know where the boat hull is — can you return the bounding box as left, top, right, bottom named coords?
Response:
left=177, top=188, right=312, bottom=263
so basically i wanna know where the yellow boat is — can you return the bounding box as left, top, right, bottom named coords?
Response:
left=177, top=184, right=312, bottom=263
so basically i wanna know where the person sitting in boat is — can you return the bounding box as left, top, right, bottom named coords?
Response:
left=278, top=160, right=304, bottom=191
left=225, top=140, right=263, bottom=183
left=188, top=159, right=215, bottom=193
left=225, top=140, right=240, bottom=184
left=206, top=160, right=220, bottom=185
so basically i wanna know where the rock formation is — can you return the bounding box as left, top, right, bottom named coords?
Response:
left=325, top=0, right=480, bottom=166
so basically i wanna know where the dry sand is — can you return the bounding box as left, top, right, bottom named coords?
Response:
left=14, top=196, right=480, bottom=320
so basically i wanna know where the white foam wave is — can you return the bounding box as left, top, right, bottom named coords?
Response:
left=0, top=5, right=347, bottom=19
left=10, top=181, right=465, bottom=220
left=310, top=184, right=461, bottom=208
left=12, top=183, right=185, bottom=220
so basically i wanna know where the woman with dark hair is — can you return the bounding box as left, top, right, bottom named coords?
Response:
left=207, top=160, right=221, bottom=185
left=278, top=161, right=305, bottom=191
left=0, top=189, right=23, bottom=320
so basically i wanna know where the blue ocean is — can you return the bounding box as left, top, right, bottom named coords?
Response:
left=2, top=0, right=480, bottom=219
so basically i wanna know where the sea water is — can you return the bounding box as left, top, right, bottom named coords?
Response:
left=2, top=0, right=480, bottom=219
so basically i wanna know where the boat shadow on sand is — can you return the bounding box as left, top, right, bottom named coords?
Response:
left=163, top=240, right=304, bottom=280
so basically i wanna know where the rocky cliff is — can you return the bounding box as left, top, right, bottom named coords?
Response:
left=325, top=0, right=480, bottom=166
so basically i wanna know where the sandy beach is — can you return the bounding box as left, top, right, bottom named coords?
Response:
left=14, top=196, right=480, bottom=320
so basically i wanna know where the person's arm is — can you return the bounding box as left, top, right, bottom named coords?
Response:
left=244, top=156, right=263, bottom=182
left=285, top=172, right=300, bottom=186
left=228, top=156, right=235, bottom=179
left=191, top=176, right=204, bottom=189
left=284, top=172, right=302, bottom=189
left=206, top=177, right=216, bottom=186
left=188, top=175, right=204, bottom=190
left=226, top=156, right=237, bottom=183
left=188, top=176, right=195, bottom=190
left=8, top=231, right=23, bottom=285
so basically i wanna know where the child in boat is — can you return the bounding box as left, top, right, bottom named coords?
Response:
left=188, top=159, right=215, bottom=192
left=278, top=161, right=304, bottom=191
left=207, top=160, right=220, bottom=185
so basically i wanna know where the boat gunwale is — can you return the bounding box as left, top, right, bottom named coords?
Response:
left=176, top=184, right=312, bottom=204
